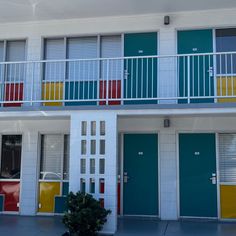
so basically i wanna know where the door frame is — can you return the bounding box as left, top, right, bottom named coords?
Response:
left=119, top=131, right=160, bottom=217
left=176, top=131, right=219, bottom=219
left=36, top=133, right=68, bottom=215
left=0, top=133, right=23, bottom=214
left=216, top=132, right=236, bottom=222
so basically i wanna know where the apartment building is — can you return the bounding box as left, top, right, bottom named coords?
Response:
left=0, top=0, right=236, bottom=234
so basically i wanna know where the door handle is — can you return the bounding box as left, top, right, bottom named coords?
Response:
left=207, top=67, right=214, bottom=77
left=124, top=70, right=129, bottom=79
left=210, top=173, right=217, bottom=185
left=124, top=172, right=130, bottom=183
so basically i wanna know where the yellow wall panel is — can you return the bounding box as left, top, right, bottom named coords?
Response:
left=38, top=182, right=61, bottom=213
left=42, top=82, right=63, bottom=106
left=220, top=185, right=236, bottom=218
left=217, top=76, right=236, bottom=103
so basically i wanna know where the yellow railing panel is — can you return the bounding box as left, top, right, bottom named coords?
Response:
left=217, top=76, right=236, bottom=103
left=42, top=82, right=63, bottom=106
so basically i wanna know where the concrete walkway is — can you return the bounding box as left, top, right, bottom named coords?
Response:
left=0, top=215, right=236, bottom=236
left=115, top=218, right=236, bottom=236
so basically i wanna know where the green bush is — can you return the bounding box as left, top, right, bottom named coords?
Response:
left=62, top=192, right=111, bottom=236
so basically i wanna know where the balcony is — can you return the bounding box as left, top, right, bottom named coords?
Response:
left=1, top=51, right=236, bottom=108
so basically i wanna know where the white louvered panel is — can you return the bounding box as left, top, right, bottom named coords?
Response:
left=219, top=134, right=236, bottom=183
left=6, top=40, right=26, bottom=82
left=100, top=35, right=122, bottom=80
left=67, top=37, right=98, bottom=81
left=44, top=38, right=65, bottom=82
left=41, top=134, right=63, bottom=180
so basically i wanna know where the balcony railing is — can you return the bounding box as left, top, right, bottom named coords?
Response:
left=1, top=52, right=236, bottom=107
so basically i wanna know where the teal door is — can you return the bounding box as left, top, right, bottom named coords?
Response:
left=123, top=134, right=158, bottom=215
left=179, top=133, right=217, bottom=217
left=124, top=33, right=158, bottom=104
left=178, top=30, right=214, bottom=103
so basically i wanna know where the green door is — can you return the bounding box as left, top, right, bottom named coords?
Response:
left=179, top=133, right=217, bottom=217
left=124, top=33, right=158, bottom=104
left=123, top=134, right=158, bottom=215
left=178, top=30, right=214, bottom=103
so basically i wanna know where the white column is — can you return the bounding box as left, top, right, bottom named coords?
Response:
left=69, top=111, right=118, bottom=234
left=20, top=131, right=39, bottom=215
left=159, top=27, right=177, bottom=104
left=24, top=36, right=42, bottom=106
left=159, top=128, right=178, bottom=219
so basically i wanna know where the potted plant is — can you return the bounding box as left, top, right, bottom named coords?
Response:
left=62, top=192, right=111, bottom=236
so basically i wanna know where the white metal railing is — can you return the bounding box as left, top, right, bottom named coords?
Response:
left=0, top=52, right=236, bottom=107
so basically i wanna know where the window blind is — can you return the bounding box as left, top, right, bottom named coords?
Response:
left=67, top=37, right=98, bottom=81
left=40, top=134, right=63, bottom=180
left=219, top=134, right=236, bottom=183
left=100, top=35, right=122, bottom=80
left=44, top=38, right=65, bottom=82
left=6, top=40, right=26, bottom=82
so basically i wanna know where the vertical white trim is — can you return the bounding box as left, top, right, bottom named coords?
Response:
left=212, top=29, right=218, bottom=103
left=216, top=133, right=221, bottom=219
left=176, top=132, right=180, bottom=219
left=120, top=133, right=124, bottom=215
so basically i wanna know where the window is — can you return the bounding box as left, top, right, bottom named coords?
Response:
left=43, top=35, right=122, bottom=82
left=40, top=134, right=69, bottom=180
left=216, top=29, right=236, bottom=75
left=0, top=40, right=26, bottom=83
left=44, top=39, right=65, bottom=82
left=219, top=134, right=236, bottom=183
left=100, top=35, right=122, bottom=80
left=0, top=135, right=22, bottom=179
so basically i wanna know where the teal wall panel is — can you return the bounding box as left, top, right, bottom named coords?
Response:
left=0, top=195, right=3, bottom=211
left=62, top=182, right=69, bottom=196
left=54, top=196, right=67, bottom=214
left=65, top=81, right=97, bottom=106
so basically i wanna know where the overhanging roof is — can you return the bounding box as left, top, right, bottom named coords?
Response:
left=1, top=0, right=236, bottom=23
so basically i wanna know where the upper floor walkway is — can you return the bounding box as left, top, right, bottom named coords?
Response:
left=1, top=51, right=236, bottom=108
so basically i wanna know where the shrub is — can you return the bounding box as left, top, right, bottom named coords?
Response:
left=62, top=192, right=111, bottom=236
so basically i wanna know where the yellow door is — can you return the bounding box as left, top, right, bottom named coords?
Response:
left=38, top=182, right=61, bottom=213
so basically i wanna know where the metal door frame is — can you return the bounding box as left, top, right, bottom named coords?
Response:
left=0, top=133, right=23, bottom=214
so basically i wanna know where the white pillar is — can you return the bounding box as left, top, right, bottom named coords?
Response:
left=159, top=27, right=177, bottom=104
left=69, top=111, right=118, bottom=234
left=24, top=36, right=42, bottom=106
left=20, top=131, right=39, bottom=215
left=159, top=129, right=178, bottom=219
